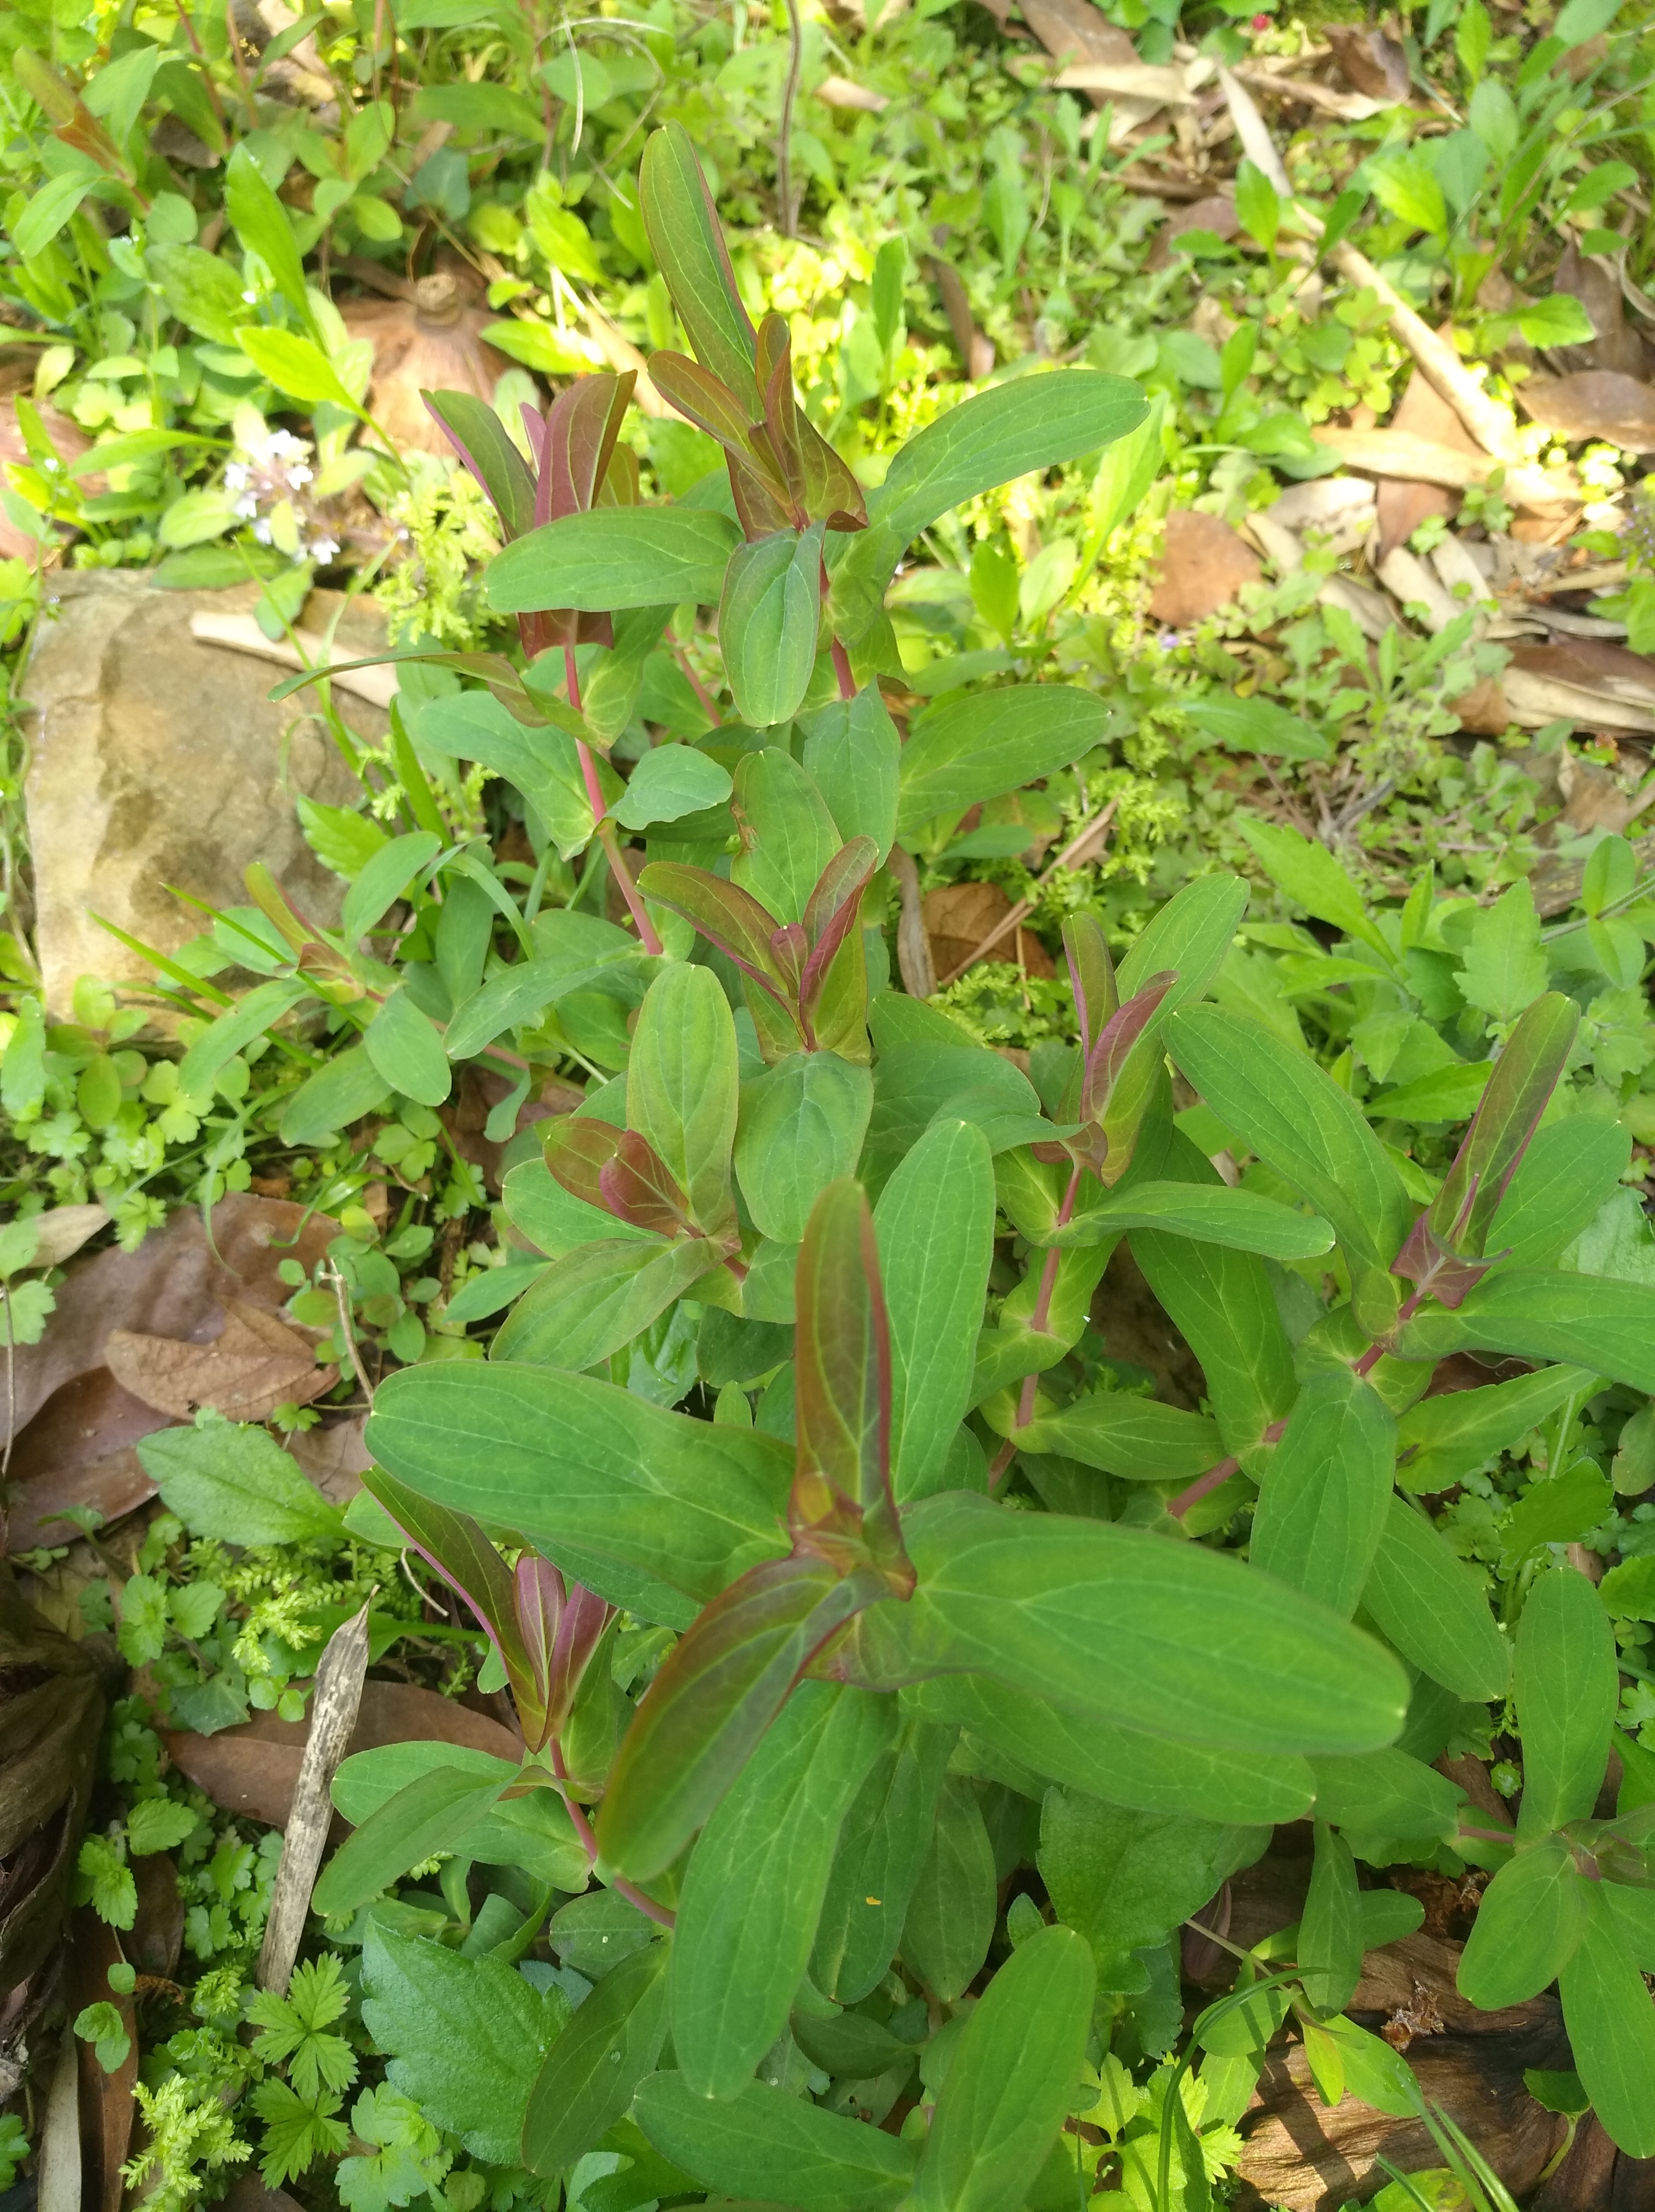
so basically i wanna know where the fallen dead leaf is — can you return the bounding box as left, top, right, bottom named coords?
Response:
left=1545, top=240, right=1648, bottom=379
left=1149, top=510, right=1262, bottom=625
left=285, top=1415, right=371, bottom=1506
left=1314, top=425, right=1578, bottom=513
left=1520, top=369, right=1655, bottom=450
left=163, top=1680, right=522, bottom=1828
left=1148, top=194, right=1238, bottom=270
left=130, top=1854, right=184, bottom=1981
left=105, top=1300, right=337, bottom=1423
left=922, top=881, right=1056, bottom=982
left=1018, top=0, right=1157, bottom=140
left=1375, top=367, right=1479, bottom=558
left=815, top=72, right=887, bottom=110
left=1322, top=20, right=1410, bottom=101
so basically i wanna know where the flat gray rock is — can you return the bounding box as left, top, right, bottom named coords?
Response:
left=21, top=571, right=385, bottom=1016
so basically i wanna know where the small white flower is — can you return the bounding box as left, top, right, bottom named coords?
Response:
left=240, top=289, right=257, bottom=303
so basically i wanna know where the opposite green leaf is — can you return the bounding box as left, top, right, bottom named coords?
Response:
left=1251, top=1371, right=1397, bottom=1618
left=521, top=1940, right=669, bottom=2175
left=1457, top=1839, right=1588, bottom=2009
left=1513, top=1567, right=1617, bottom=1839
left=485, top=507, right=741, bottom=614
left=635, top=2070, right=919, bottom=2211
left=1361, top=1497, right=1511, bottom=1703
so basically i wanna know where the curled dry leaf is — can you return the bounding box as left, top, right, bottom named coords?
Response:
left=922, top=880, right=1056, bottom=983
left=1375, top=367, right=1478, bottom=559
left=1149, top=509, right=1262, bottom=625
left=17, top=1205, right=110, bottom=1272
left=0, top=1572, right=108, bottom=1997
left=1545, top=241, right=1647, bottom=379
left=1312, top=425, right=1577, bottom=514
left=164, top=1679, right=523, bottom=1828
left=1519, top=369, right=1655, bottom=452
left=105, top=1300, right=337, bottom=1424
left=1322, top=20, right=1411, bottom=102
left=815, top=73, right=887, bottom=111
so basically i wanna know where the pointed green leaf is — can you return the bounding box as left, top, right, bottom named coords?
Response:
left=1132, top=1217, right=1297, bottom=1459
left=406, top=689, right=599, bottom=861
left=1557, top=1895, right=1655, bottom=2157
left=177, top=977, right=309, bottom=1103
left=895, top=685, right=1108, bottom=835
left=314, top=1765, right=508, bottom=1914
left=909, top=1926, right=1095, bottom=2212
left=1428, top=991, right=1579, bottom=1257
left=1397, top=1270, right=1655, bottom=1395
left=627, top=962, right=739, bottom=1234
left=674, top=1683, right=894, bottom=2096
left=1457, top=1839, right=1588, bottom=2008
left=330, top=1741, right=586, bottom=1889
left=915, top=1674, right=1314, bottom=1824
left=1515, top=1567, right=1617, bottom=1839
left=522, top=1941, right=670, bottom=2175
left=634, top=2070, right=919, bottom=2210
left=1394, top=1365, right=1596, bottom=1495
left=639, top=122, right=761, bottom=408
left=1251, top=1372, right=1397, bottom=1617
left=1235, top=817, right=1390, bottom=961
left=812, top=1717, right=956, bottom=2002
left=1301, top=1821, right=1364, bottom=2013
left=1484, top=1116, right=1633, bottom=1269
left=596, top=1559, right=881, bottom=1882
left=1167, top=1005, right=1414, bottom=1271
left=1038, top=1791, right=1237, bottom=1970
left=485, top=507, right=741, bottom=614
left=874, top=1119, right=996, bottom=1503
left=799, top=685, right=901, bottom=863
left=424, top=388, right=538, bottom=540
left=1309, top=1747, right=1465, bottom=1841
left=1361, top=1496, right=1510, bottom=1702
left=900, top=1494, right=1408, bottom=1755
left=729, top=748, right=842, bottom=923
left=1013, top=1392, right=1223, bottom=1483
left=365, top=1362, right=792, bottom=1613
left=1050, top=1181, right=1334, bottom=1260
left=900, top=1774, right=997, bottom=2001
left=720, top=526, right=823, bottom=729
left=225, top=142, right=314, bottom=330
left=488, top=1237, right=723, bottom=1372
left=735, top=1054, right=873, bottom=1243
left=364, top=988, right=454, bottom=1108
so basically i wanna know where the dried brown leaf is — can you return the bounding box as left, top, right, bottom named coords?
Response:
left=1520, top=369, right=1655, bottom=451
left=1149, top=509, right=1262, bottom=625
left=164, top=1680, right=523, bottom=1829
left=1323, top=21, right=1410, bottom=101
left=105, top=1300, right=336, bottom=1423
left=923, top=880, right=1055, bottom=981
left=814, top=73, right=886, bottom=111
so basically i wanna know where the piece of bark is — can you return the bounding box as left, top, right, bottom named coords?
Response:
left=1149, top=510, right=1262, bottom=625
left=923, top=880, right=1056, bottom=983
left=257, top=1604, right=371, bottom=1995
left=36, top=2032, right=82, bottom=2212
left=105, top=1300, right=337, bottom=1424
left=1521, top=368, right=1655, bottom=450
left=1323, top=21, right=1410, bottom=101
left=815, top=73, right=887, bottom=110
left=164, top=1679, right=523, bottom=1829
left=67, top=1909, right=137, bottom=2212
left=1236, top=2020, right=1569, bottom=2210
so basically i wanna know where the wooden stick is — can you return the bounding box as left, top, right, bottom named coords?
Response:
left=935, top=799, right=1119, bottom=990
left=257, top=1601, right=371, bottom=1995
left=1216, top=67, right=1524, bottom=466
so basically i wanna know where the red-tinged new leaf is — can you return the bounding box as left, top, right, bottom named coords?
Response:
left=638, top=862, right=786, bottom=994
left=793, top=1181, right=907, bottom=1573
left=1062, top=912, right=1118, bottom=1066
left=639, top=123, right=760, bottom=413
left=363, top=1465, right=542, bottom=1728
left=759, top=316, right=807, bottom=507
left=594, top=1557, right=879, bottom=1880
left=599, top=1129, right=695, bottom=1236
left=545, top=1575, right=614, bottom=1735
left=648, top=354, right=766, bottom=462
left=423, top=391, right=538, bottom=541
left=1080, top=972, right=1176, bottom=1126
left=1425, top=990, right=1580, bottom=1261
left=542, top=371, right=635, bottom=525
left=511, top=1556, right=615, bottom=1746
left=542, top=1116, right=621, bottom=1211
left=729, top=447, right=798, bottom=541
left=799, top=839, right=878, bottom=1032
left=769, top=922, right=809, bottom=995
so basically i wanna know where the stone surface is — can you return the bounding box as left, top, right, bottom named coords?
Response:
left=21, top=572, right=385, bottom=1015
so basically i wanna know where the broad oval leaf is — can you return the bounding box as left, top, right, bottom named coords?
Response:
left=1300, top=1821, right=1363, bottom=2013
left=812, top=1716, right=956, bottom=2003
left=909, top=1925, right=1095, bottom=2212
left=719, top=526, right=823, bottom=729
left=1361, top=1496, right=1511, bottom=1703
left=1014, top=1393, right=1223, bottom=1483
left=627, top=961, right=740, bottom=1234
left=1457, top=1839, right=1588, bottom=2009
left=489, top=1237, right=724, bottom=1371
left=1308, top=1747, right=1465, bottom=1843
left=634, top=2069, right=919, bottom=2210
left=521, top=1940, right=669, bottom=2175
left=314, top=1763, right=508, bottom=1915
left=895, top=685, right=1108, bottom=835
left=1394, top=1364, right=1596, bottom=1496
left=1185, top=695, right=1331, bottom=761
left=329, top=1741, right=588, bottom=1890
left=1558, top=1897, right=1655, bottom=2157
left=1397, top=1269, right=1655, bottom=1396
left=407, top=688, right=601, bottom=861
left=1167, top=1004, right=1414, bottom=1271
left=1513, top=1566, right=1617, bottom=1839
left=486, top=506, right=742, bottom=614
left=365, top=1362, right=792, bottom=1618
left=673, top=1682, right=894, bottom=2096
left=1251, top=1370, right=1397, bottom=1618
left=899, top=1493, right=1408, bottom=1756
left=735, top=1053, right=873, bottom=1243
left=900, top=1772, right=997, bottom=2002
